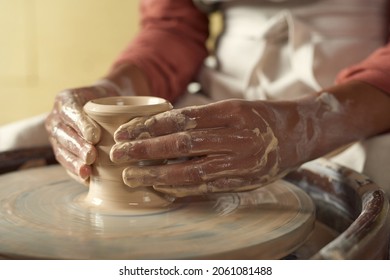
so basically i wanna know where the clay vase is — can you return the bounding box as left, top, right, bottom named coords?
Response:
left=83, top=96, right=174, bottom=210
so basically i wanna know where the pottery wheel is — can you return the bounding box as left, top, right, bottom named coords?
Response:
left=0, top=165, right=315, bottom=259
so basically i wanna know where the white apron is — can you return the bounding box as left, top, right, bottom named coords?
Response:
left=176, top=0, right=390, bottom=196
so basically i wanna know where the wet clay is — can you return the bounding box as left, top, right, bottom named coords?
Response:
left=114, top=103, right=284, bottom=197
left=0, top=165, right=315, bottom=259
left=295, top=91, right=343, bottom=161
left=83, top=96, right=174, bottom=209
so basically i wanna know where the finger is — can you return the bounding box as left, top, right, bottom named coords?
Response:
left=153, top=178, right=264, bottom=197
left=58, top=92, right=101, bottom=144
left=114, top=101, right=235, bottom=141
left=151, top=165, right=283, bottom=197
left=49, top=121, right=97, bottom=165
left=121, top=155, right=256, bottom=188
left=110, top=131, right=229, bottom=163
left=114, top=110, right=198, bottom=142
left=50, top=137, right=92, bottom=180
left=62, top=106, right=101, bottom=144
left=111, top=128, right=251, bottom=163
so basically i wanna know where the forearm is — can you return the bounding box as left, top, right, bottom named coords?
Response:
left=337, top=43, right=390, bottom=97
left=270, top=81, right=390, bottom=168
left=106, top=0, right=209, bottom=102
left=104, top=64, right=152, bottom=97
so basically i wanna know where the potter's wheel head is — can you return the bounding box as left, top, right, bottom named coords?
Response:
left=0, top=165, right=315, bottom=259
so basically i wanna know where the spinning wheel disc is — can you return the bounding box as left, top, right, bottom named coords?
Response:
left=0, top=165, right=315, bottom=259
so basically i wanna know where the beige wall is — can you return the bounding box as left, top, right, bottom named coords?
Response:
left=0, top=1, right=222, bottom=126
left=0, top=0, right=140, bottom=125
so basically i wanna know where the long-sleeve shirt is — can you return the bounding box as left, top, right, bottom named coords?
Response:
left=113, top=0, right=209, bottom=102
left=336, top=43, right=390, bottom=95
left=113, top=0, right=390, bottom=102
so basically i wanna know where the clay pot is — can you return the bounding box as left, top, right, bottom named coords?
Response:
left=83, top=96, right=174, bottom=210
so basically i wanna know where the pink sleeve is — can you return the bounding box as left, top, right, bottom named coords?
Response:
left=112, top=0, right=209, bottom=103
left=336, top=43, right=390, bottom=96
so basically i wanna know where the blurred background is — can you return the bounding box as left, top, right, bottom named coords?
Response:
left=0, top=0, right=140, bottom=125
left=0, top=0, right=221, bottom=126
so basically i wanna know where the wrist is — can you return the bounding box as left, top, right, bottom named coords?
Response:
left=261, top=100, right=304, bottom=170
left=285, top=85, right=362, bottom=166
left=104, top=63, right=152, bottom=97
left=94, top=79, right=127, bottom=96
left=277, top=93, right=345, bottom=167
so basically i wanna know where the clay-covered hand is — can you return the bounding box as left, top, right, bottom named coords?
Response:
left=45, top=81, right=121, bottom=184
left=110, top=99, right=293, bottom=197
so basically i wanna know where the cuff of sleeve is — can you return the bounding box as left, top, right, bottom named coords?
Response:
left=336, top=69, right=390, bottom=96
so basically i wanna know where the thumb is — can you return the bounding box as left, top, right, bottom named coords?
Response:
left=60, top=97, right=101, bottom=144
left=77, top=112, right=101, bottom=144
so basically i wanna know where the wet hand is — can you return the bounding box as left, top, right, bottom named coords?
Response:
left=45, top=82, right=120, bottom=184
left=110, top=99, right=288, bottom=197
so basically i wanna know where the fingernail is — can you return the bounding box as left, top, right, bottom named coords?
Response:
left=114, top=130, right=129, bottom=142
left=122, top=168, right=157, bottom=188
left=82, top=123, right=101, bottom=144
left=83, top=148, right=97, bottom=165
left=122, top=172, right=145, bottom=188
left=79, top=164, right=91, bottom=180
left=110, top=143, right=129, bottom=163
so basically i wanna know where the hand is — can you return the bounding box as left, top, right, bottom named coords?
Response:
left=45, top=81, right=121, bottom=184
left=112, top=82, right=390, bottom=197
left=110, top=99, right=293, bottom=197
